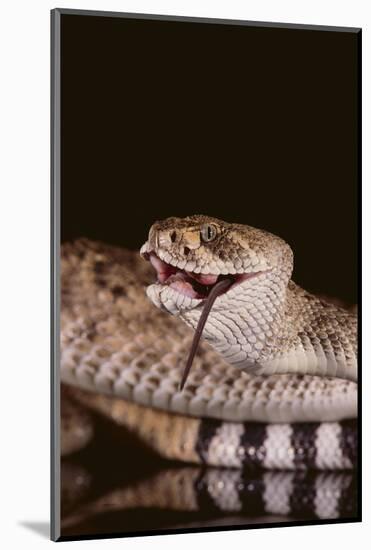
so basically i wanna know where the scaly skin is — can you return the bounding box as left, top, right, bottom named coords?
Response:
left=141, top=215, right=357, bottom=381
left=60, top=217, right=357, bottom=470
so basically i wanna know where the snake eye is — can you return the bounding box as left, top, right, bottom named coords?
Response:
left=200, top=224, right=217, bottom=243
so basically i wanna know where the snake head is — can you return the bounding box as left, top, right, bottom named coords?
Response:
left=140, top=215, right=293, bottom=317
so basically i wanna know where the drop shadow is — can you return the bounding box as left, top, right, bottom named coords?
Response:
left=19, top=521, right=49, bottom=539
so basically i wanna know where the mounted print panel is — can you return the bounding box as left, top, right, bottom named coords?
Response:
left=51, top=8, right=360, bottom=541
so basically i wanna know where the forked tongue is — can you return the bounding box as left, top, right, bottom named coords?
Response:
left=179, top=278, right=233, bottom=391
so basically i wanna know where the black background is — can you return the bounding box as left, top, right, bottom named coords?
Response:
left=61, top=14, right=359, bottom=303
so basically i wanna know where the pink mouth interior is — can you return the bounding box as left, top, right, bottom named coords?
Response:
left=142, top=249, right=267, bottom=390
left=147, top=252, right=253, bottom=299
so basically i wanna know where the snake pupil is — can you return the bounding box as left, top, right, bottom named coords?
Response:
left=201, top=223, right=217, bottom=243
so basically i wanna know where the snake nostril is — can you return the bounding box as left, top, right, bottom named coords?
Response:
left=184, top=246, right=190, bottom=256
left=170, top=231, right=177, bottom=243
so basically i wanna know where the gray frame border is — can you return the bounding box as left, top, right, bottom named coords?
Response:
left=51, top=7, right=361, bottom=542
left=51, top=7, right=61, bottom=542
left=52, top=7, right=360, bottom=33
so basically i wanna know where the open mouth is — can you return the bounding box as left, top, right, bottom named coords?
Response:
left=145, top=252, right=260, bottom=300
left=142, top=247, right=269, bottom=390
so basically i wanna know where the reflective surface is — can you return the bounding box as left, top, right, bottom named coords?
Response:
left=60, top=412, right=358, bottom=539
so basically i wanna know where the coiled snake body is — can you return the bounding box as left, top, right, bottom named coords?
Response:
left=61, top=215, right=357, bottom=471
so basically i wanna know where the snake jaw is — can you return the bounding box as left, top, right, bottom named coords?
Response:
left=143, top=248, right=255, bottom=295
left=141, top=242, right=269, bottom=313
left=141, top=242, right=273, bottom=387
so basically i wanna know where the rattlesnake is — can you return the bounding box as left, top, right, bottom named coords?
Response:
left=61, top=215, right=357, bottom=470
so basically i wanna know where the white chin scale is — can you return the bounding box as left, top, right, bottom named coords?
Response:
left=146, top=283, right=203, bottom=315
